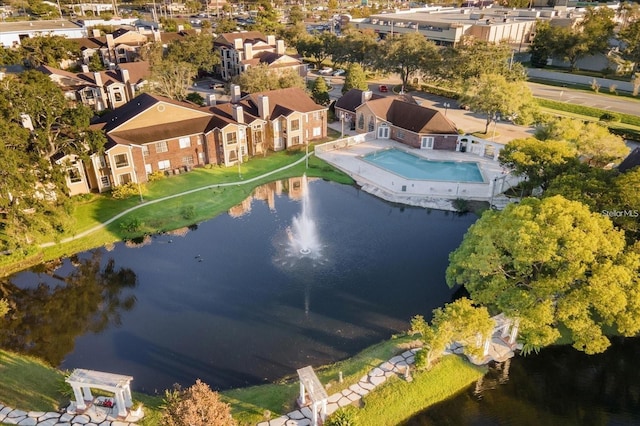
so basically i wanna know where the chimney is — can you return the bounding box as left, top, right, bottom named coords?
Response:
left=267, top=35, right=276, bottom=46
left=106, top=34, right=115, bottom=49
left=276, top=40, right=285, bottom=55
left=244, top=42, right=253, bottom=60
left=121, top=68, right=130, bottom=84
left=257, top=95, right=269, bottom=119
left=81, top=64, right=89, bottom=72
left=207, top=94, right=216, bottom=106
left=92, top=28, right=101, bottom=37
left=230, top=84, right=241, bottom=103
left=361, top=90, right=372, bottom=104
left=232, top=105, right=244, bottom=123
left=234, top=38, right=243, bottom=49
left=93, top=72, right=103, bottom=87
left=177, top=24, right=184, bottom=32
left=153, top=30, right=161, bottom=42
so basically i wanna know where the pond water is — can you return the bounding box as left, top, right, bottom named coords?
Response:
left=405, top=336, right=640, bottom=425
left=0, top=178, right=476, bottom=393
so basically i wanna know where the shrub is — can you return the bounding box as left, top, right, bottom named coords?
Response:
left=325, top=408, right=358, bottom=426
left=181, top=206, right=195, bottom=220
left=120, top=217, right=142, bottom=233
left=111, top=182, right=142, bottom=199
left=148, top=171, right=166, bottom=182
left=452, top=198, right=470, bottom=213
left=600, top=112, right=621, bottom=122
left=161, top=380, right=236, bottom=426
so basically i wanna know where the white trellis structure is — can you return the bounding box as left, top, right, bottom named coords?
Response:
left=66, top=369, right=134, bottom=418
left=297, top=366, right=328, bottom=426
left=487, top=314, right=520, bottom=355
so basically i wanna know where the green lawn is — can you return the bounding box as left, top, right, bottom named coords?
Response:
left=0, top=148, right=353, bottom=277
left=353, top=355, right=486, bottom=425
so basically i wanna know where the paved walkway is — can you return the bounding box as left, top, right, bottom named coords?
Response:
left=257, top=348, right=420, bottom=426
left=0, top=403, right=139, bottom=426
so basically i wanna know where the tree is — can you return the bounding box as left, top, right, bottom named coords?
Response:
left=311, top=77, right=330, bottom=105
left=528, top=20, right=556, bottom=68
left=186, top=92, right=205, bottom=106
left=234, top=64, right=305, bottom=93
left=410, top=298, right=494, bottom=369
left=446, top=196, right=640, bottom=355
left=460, top=73, right=532, bottom=133
left=288, top=5, right=305, bottom=23
left=499, top=137, right=577, bottom=191
left=331, top=29, right=380, bottom=71
left=215, top=17, right=239, bottom=34
left=0, top=70, right=94, bottom=161
left=535, top=118, right=629, bottom=167
left=580, top=7, right=616, bottom=58
left=165, top=33, right=219, bottom=75
left=440, top=38, right=525, bottom=85
left=380, top=33, right=440, bottom=89
left=87, top=52, right=105, bottom=72
left=19, top=35, right=80, bottom=68
left=253, top=0, right=283, bottom=34
left=0, top=299, right=8, bottom=319
left=619, top=19, right=640, bottom=71
left=296, top=33, right=337, bottom=69
left=341, top=63, right=368, bottom=94
left=149, top=61, right=197, bottom=101
left=161, top=379, right=236, bottom=426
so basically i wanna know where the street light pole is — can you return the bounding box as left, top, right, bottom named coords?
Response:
left=305, top=139, right=309, bottom=169
left=444, top=102, right=450, bottom=116
left=339, top=112, right=344, bottom=138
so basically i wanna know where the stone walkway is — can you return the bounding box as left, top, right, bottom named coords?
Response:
left=0, top=403, right=140, bottom=426
left=256, top=348, right=419, bottom=426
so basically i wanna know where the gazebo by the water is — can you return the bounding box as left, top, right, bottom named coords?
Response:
left=66, top=369, right=134, bottom=418
left=297, top=366, right=328, bottom=426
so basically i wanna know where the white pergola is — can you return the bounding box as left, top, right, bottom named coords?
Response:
left=66, top=369, right=134, bottom=418
left=297, top=366, right=328, bottom=426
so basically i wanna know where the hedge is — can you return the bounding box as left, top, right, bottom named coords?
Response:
left=535, top=98, right=640, bottom=127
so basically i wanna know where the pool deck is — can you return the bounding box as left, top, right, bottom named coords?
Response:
left=316, top=131, right=520, bottom=211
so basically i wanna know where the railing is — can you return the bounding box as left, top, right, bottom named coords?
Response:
left=314, top=132, right=375, bottom=154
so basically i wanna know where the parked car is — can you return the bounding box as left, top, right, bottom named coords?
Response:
left=319, top=67, right=333, bottom=75
left=332, top=69, right=345, bottom=76
left=378, top=85, right=388, bottom=92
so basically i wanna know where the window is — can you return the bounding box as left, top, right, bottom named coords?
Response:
left=142, top=145, right=149, bottom=157
left=292, top=136, right=300, bottom=145
left=114, top=91, right=123, bottom=102
left=368, top=116, right=375, bottom=132
left=98, top=155, right=107, bottom=168
left=254, top=131, right=263, bottom=144
left=312, top=127, right=321, bottom=137
left=396, top=130, right=405, bottom=140
left=273, top=120, right=280, bottom=132
left=158, top=160, right=171, bottom=170
left=100, top=176, right=111, bottom=187
left=421, top=136, right=434, bottom=149
left=290, top=119, right=300, bottom=131
left=114, top=153, right=129, bottom=168
left=358, top=114, right=364, bottom=130
left=118, top=173, right=132, bottom=185
left=156, top=141, right=168, bottom=153
left=182, top=156, right=194, bottom=166
left=313, top=111, right=322, bottom=120
left=68, top=168, right=82, bottom=183
left=179, top=137, right=191, bottom=149
left=226, top=131, right=237, bottom=144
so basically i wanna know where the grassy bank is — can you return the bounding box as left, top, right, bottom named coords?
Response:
left=355, top=355, right=486, bottom=425
left=0, top=335, right=487, bottom=426
left=0, top=145, right=353, bottom=277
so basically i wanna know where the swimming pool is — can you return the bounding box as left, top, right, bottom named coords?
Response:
left=362, top=149, right=485, bottom=183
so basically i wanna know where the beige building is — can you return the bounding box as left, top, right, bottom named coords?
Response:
left=214, top=31, right=307, bottom=81
left=351, top=6, right=581, bottom=47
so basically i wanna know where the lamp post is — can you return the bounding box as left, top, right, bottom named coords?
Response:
left=443, top=102, right=450, bottom=116
left=305, top=139, right=309, bottom=169
left=339, top=111, right=345, bottom=138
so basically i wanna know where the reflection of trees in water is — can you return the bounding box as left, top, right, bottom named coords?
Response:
left=405, top=338, right=640, bottom=426
left=0, top=250, right=137, bottom=366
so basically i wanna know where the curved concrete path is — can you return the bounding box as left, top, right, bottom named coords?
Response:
left=41, top=155, right=310, bottom=248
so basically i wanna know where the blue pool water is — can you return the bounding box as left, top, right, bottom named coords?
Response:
left=363, top=149, right=484, bottom=183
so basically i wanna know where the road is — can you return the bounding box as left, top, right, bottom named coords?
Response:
left=527, top=82, right=640, bottom=117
